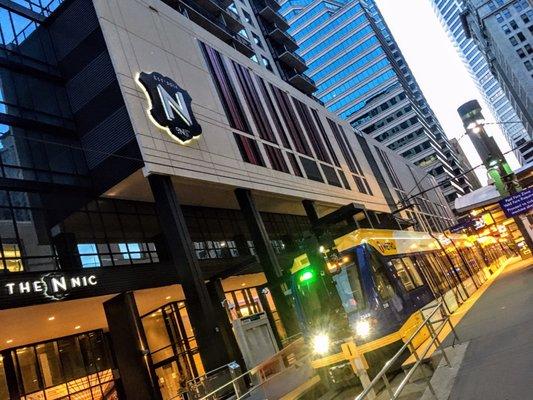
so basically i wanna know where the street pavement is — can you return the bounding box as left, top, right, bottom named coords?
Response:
left=442, top=258, right=533, bottom=400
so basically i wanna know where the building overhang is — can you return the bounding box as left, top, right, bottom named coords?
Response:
left=454, top=185, right=502, bottom=214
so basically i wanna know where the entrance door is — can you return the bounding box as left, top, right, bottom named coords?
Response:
left=155, top=361, right=185, bottom=400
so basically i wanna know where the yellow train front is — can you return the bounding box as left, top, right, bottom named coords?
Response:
left=290, top=228, right=494, bottom=387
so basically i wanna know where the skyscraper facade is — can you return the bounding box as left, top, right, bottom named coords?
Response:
left=431, top=0, right=532, bottom=165
left=280, top=0, right=472, bottom=205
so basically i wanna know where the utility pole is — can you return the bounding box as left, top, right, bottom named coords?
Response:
left=457, top=100, right=533, bottom=252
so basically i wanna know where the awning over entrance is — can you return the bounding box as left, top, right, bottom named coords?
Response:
left=454, top=185, right=502, bottom=214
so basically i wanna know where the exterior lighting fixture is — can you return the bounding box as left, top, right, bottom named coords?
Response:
left=319, top=245, right=326, bottom=253
left=165, top=296, right=171, bottom=300
left=48, top=316, right=55, bottom=321
left=74, top=325, right=81, bottom=330
left=6, top=339, right=13, bottom=344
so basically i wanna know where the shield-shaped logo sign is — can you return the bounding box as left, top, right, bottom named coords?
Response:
left=137, top=72, right=202, bottom=143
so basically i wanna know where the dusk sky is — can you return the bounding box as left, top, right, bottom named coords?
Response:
left=375, top=0, right=521, bottom=184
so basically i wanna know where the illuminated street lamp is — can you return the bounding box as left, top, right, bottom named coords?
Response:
left=457, top=100, right=532, bottom=253
left=457, top=100, right=516, bottom=196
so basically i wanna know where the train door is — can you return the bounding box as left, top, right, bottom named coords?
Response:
left=363, top=246, right=406, bottom=334
left=412, top=254, right=443, bottom=298
left=388, top=256, right=433, bottom=312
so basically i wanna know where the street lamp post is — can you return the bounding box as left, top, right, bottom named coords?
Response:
left=457, top=100, right=533, bottom=252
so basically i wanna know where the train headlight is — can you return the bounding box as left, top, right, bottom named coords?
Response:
left=311, top=333, right=330, bottom=355
left=355, top=319, right=371, bottom=338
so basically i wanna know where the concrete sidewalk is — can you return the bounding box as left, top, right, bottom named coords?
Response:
left=441, top=258, right=533, bottom=400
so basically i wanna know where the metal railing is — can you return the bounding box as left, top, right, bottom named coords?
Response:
left=355, top=300, right=459, bottom=400
left=196, top=337, right=311, bottom=400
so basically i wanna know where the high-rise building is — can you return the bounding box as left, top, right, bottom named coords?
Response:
left=449, top=138, right=483, bottom=190
left=0, top=0, right=455, bottom=398
left=430, top=0, right=533, bottom=165
left=280, top=0, right=473, bottom=205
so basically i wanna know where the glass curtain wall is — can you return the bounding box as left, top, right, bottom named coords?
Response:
left=1, top=330, right=117, bottom=400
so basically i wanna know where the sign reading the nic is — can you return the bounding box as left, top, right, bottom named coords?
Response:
left=0, top=265, right=177, bottom=309
left=499, top=187, right=533, bottom=218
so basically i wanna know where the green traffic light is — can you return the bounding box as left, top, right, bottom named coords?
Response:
left=299, top=270, right=314, bottom=282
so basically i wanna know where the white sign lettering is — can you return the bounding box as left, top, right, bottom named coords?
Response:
left=4, top=274, right=98, bottom=300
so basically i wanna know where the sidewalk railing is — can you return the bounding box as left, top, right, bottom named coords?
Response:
left=355, top=300, right=459, bottom=400
left=195, top=336, right=312, bottom=400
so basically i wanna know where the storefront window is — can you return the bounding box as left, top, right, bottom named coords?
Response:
left=35, top=342, right=62, bottom=388
left=0, top=355, right=9, bottom=400
left=143, top=309, right=174, bottom=365
left=225, top=288, right=262, bottom=319
left=16, top=347, right=41, bottom=394
left=57, top=337, right=85, bottom=382
left=10, top=331, right=117, bottom=400
left=141, top=302, right=203, bottom=394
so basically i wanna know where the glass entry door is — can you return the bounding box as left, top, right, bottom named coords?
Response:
left=155, top=361, right=185, bottom=400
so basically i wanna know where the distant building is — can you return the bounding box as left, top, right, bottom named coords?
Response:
left=430, top=0, right=531, bottom=165
left=452, top=0, right=533, bottom=164
left=449, top=138, right=483, bottom=190
left=280, top=0, right=474, bottom=205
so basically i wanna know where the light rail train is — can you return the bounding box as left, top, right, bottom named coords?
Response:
left=290, top=228, right=510, bottom=386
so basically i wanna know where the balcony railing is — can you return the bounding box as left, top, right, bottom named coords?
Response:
left=266, top=24, right=298, bottom=51
left=258, top=5, right=289, bottom=30
left=286, top=72, right=317, bottom=94
left=170, top=1, right=253, bottom=56
left=275, top=47, right=307, bottom=72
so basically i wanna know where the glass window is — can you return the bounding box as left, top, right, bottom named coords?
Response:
left=118, top=243, right=141, bottom=260
left=35, top=342, right=63, bottom=388
left=391, top=258, right=415, bottom=291
left=16, top=347, right=41, bottom=394
left=252, top=32, right=262, bottom=47
left=0, top=356, right=9, bottom=400
left=333, top=262, right=366, bottom=313
left=242, top=10, right=254, bottom=25
left=57, top=337, right=85, bottom=382
left=78, top=332, right=111, bottom=375
left=77, top=244, right=100, bottom=268
left=142, top=309, right=174, bottom=364
left=261, top=56, right=272, bottom=71
left=368, top=249, right=394, bottom=301
left=402, top=257, right=424, bottom=287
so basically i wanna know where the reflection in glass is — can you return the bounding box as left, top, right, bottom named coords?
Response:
left=57, top=338, right=85, bottom=382
left=0, top=355, right=9, bottom=400
left=35, top=342, right=62, bottom=387
left=16, top=347, right=41, bottom=394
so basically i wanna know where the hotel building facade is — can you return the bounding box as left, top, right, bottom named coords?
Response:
left=0, top=0, right=454, bottom=399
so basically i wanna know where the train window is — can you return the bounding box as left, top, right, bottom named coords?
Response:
left=401, top=258, right=424, bottom=287
left=391, top=259, right=416, bottom=291
left=369, top=250, right=394, bottom=301
left=333, top=263, right=366, bottom=313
